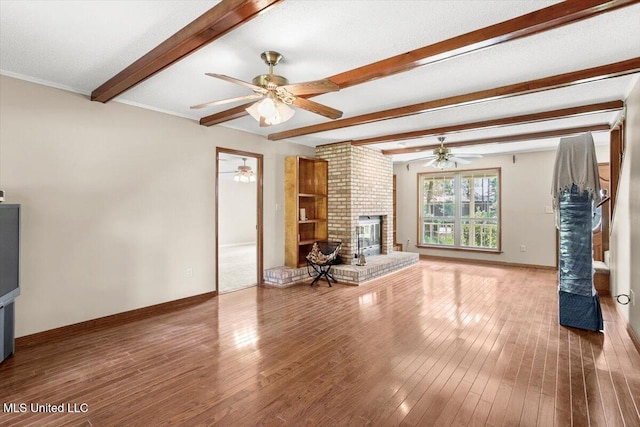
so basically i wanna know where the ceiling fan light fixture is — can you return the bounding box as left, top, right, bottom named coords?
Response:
left=245, top=101, right=262, bottom=121
left=434, top=158, right=455, bottom=170
left=272, top=101, right=295, bottom=124
left=245, top=97, right=295, bottom=125
left=233, top=159, right=256, bottom=183
left=195, top=51, right=341, bottom=126
left=233, top=172, right=256, bottom=183
left=257, top=96, right=277, bottom=117
left=427, top=136, right=481, bottom=169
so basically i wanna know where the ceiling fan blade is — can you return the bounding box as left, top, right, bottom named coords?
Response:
left=281, top=79, right=339, bottom=96
left=405, top=155, right=436, bottom=163
left=190, top=93, right=264, bottom=109
left=291, top=97, right=343, bottom=120
left=205, top=73, right=266, bottom=93
left=449, top=156, right=471, bottom=164
left=453, top=153, right=483, bottom=159
left=424, top=158, right=438, bottom=166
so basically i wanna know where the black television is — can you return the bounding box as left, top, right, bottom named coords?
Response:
left=0, top=204, right=20, bottom=307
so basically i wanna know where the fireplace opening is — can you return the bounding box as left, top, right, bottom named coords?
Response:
left=357, top=216, right=382, bottom=257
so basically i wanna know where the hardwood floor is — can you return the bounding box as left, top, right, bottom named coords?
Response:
left=1, top=260, right=639, bottom=426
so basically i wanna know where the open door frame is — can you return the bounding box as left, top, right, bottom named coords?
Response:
left=215, top=147, right=264, bottom=292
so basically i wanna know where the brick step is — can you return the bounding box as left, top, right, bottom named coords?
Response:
left=264, top=252, right=419, bottom=287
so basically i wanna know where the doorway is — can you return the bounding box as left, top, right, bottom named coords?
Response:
left=593, top=162, right=610, bottom=261
left=216, top=148, right=263, bottom=294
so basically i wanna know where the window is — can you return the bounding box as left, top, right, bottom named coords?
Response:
left=418, top=168, right=500, bottom=251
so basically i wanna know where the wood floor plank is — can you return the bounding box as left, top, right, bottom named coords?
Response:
left=602, top=301, right=640, bottom=419
left=540, top=303, right=560, bottom=399
left=484, top=282, right=540, bottom=426
left=579, top=330, right=608, bottom=427
left=429, top=379, right=474, bottom=427
left=536, top=393, right=555, bottom=427
left=365, top=276, right=499, bottom=425
left=569, top=330, right=590, bottom=426
left=467, top=303, right=520, bottom=399
left=451, top=390, right=481, bottom=426
left=520, top=293, right=554, bottom=426
left=573, top=312, right=624, bottom=427
left=599, top=301, right=640, bottom=425
left=469, top=398, right=493, bottom=427
left=555, top=325, right=573, bottom=427
left=501, top=296, right=546, bottom=426
left=1, top=260, right=639, bottom=426
left=311, top=309, right=474, bottom=425
left=519, top=387, right=541, bottom=427
left=397, top=292, right=506, bottom=425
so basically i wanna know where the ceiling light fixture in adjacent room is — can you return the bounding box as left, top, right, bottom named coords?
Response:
left=233, top=158, right=256, bottom=183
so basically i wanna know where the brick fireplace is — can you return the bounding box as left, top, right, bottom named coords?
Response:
left=316, top=142, right=394, bottom=264
left=263, top=142, right=417, bottom=286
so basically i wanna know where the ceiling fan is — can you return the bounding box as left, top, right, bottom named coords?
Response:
left=419, top=137, right=483, bottom=169
left=220, top=157, right=256, bottom=183
left=191, top=51, right=343, bottom=127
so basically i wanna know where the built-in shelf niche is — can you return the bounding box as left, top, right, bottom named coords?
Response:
left=285, top=156, right=328, bottom=268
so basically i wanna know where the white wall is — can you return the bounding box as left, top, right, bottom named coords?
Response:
left=218, top=178, right=257, bottom=246
left=610, top=77, right=640, bottom=335
left=395, top=144, right=610, bottom=267
left=0, top=75, right=314, bottom=337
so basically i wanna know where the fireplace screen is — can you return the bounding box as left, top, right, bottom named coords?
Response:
left=357, top=216, right=382, bottom=257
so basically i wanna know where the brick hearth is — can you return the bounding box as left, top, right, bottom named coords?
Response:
left=264, top=252, right=419, bottom=287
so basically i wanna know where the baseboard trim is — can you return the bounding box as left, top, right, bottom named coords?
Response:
left=627, top=324, right=640, bottom=356
left=418, top=254, right=557, bottom=270
left=16, top=291, right=217, bottom=350
left=610, top=289, right=640, bottom=356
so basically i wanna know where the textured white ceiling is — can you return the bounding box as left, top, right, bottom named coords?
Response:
left=0, top=1, right=219, bottom=93
left=1, top=0, right=639, bottom=161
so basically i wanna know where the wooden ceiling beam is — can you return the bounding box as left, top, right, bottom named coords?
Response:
left=200, top=0, right=639, bottom=127
left=268, top=58, right=640, bottom=141
left=382, top=124, right=612, bottom=156
left=91, top=0, right=283, bottom=103
left=199, top=103, right=254, bottom=127
left=351, top=100, right=624, bottom=146
left=329, top=0, right=638, bottom=89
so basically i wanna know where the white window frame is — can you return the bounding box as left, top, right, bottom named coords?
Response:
left=417, top=168, right=501, bottom=252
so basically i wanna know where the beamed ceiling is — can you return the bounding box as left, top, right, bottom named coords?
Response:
left=1, top=0, right=639, bottom=162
